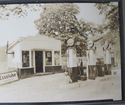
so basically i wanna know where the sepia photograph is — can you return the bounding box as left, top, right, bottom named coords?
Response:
left=0, top=2, right=122, bottom=102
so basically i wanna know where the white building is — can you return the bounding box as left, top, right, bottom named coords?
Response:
left=7, top=35, right=62, bottom=78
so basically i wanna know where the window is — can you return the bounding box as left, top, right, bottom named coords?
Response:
left=45, top=51, right=52, bottom=65
left=54, top=51, right=60, bottom=66
left=22, top=51, right=30, bottom=67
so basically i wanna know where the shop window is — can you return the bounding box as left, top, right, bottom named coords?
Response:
left=45, top=51, right=52, bottom=65
left=22, top=51, right=29, bottom=67
left=54, top=51, right=60, bottom=66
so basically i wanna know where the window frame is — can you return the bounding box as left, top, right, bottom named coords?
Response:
left=45, top=51, right=52, bottom=66
left=22, top=50, right=30, bottom=67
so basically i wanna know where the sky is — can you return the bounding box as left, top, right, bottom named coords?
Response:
left=0, top=3, right=105, bottom=46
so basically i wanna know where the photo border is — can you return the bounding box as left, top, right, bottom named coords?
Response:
left=0, top=0, right=124, bottom=104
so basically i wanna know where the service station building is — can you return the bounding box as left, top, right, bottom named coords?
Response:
left=7, top=35, right=62, bottom=78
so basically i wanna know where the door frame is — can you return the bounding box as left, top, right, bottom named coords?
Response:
left=33, top=50, right=45, bottom=73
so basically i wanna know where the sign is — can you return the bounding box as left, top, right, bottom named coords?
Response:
left=88, top=40, right=94, bottom=48
left=0, top=71, right=18, bottom=85
left=67, top=38, right=74, bottom=47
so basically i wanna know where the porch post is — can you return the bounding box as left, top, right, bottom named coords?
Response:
left=20, top=50, right=22, bottom=68
left=52, top=50, right=54, bottom=66
left=86, top=50, right=89, bottom=78
left=59, top=49, right=62, bottom=66
left=29, top=50, right=32, bottom=67
left=33, top=51, right=36, bottom=74
left=43, top=51, right=45, bottom=72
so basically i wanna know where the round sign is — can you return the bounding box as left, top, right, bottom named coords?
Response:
left=67, top=38, right=74, bottom=47
left=88, top=40, right=94, bottom=48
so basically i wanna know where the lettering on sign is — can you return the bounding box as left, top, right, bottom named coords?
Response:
left=0, top=71, right=18, bottom=85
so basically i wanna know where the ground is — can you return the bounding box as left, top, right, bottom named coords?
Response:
left=0, top=70, right=122, bottom=102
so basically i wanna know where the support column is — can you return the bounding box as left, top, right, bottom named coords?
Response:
left=43, top=51, right=46, bottom=72
left=29, top=50, right=32, bottom=68
left=59, top=49, right=62, bottom=66
left=33, top=51, right=36, bottom=74
left=52, top=50, right=54, bottom=66
left=86, top=50, right=89, bottom=79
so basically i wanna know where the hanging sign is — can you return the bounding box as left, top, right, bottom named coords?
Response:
left=87, top=40, right=94, bottom=49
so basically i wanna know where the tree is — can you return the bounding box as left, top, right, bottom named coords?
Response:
left=0, top=4, right=99, bottom=57
left=95, top=3, right=119, bottom=32
left=0, top=4, right=42, bottom=18
left=0, top=4, right=89, bottom=56
left=95, top=3, right=120, bottom=66
left=34, top=4, right=90, bottom=56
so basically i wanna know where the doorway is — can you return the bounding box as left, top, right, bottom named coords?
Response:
left=35, top=51, right=43, bottom=73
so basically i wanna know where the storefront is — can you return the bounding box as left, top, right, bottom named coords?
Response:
left=7, top=35, right=62, bottom=78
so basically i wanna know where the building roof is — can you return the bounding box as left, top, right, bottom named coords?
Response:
left=8, top=35, right=61, bottom=50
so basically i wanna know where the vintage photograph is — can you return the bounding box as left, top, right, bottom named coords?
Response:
left=0, top=2, right=122, bottom=102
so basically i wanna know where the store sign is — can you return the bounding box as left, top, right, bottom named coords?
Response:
left=0, top=71, right=18, bottom=85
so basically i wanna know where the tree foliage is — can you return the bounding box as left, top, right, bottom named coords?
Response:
left=96, top=3, right=120, bottom=66
left=0, top=4, right=42, bottom=18
left=95, top=2, right=119, bottom=44
left=35, top=4, right=82, bottom=40
left=95, top=3, right=119, bottom=32
left=0, top=3, right=90, bottom=56
left=35, top=4, right=86, bottom=53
